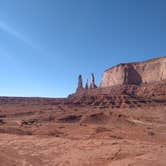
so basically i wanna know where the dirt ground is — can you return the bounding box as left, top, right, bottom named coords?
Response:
left=0, top=94, right=166, bottom=166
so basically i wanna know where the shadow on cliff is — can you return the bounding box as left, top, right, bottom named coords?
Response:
left=124, top=64, right=142, bottom=85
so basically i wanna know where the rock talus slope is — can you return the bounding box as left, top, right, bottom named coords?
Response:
left=100, top=56, right=166, bottom=87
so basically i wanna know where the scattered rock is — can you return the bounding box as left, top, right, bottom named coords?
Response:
left=95, top=127, right=111, bottom=133
left=81, top=112, right=109, bottom=124
left=0, top=119, right=5, bottom=125
left=148, top=131, right=155, bottom=136
left=58, top=115, right=82, bottom=123
left=21, top=119, right=38, bottom=126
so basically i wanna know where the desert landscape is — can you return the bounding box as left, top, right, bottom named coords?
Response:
left=0, top=57, right=166, bottom=165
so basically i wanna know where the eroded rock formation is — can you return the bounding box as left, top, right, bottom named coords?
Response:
left=100, top=56, right=166, bottom=87
left=90, top=73, right=97, bottom=89
left=85, top=79, right=89, bottom=89
left=76, top=75, right=84, bottom=92
left=76, top=74, right=97, bottom=92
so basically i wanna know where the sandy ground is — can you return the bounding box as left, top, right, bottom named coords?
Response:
left=0, top=97, right=166, bottom=166
left=0, top=133, right=166, bottom=166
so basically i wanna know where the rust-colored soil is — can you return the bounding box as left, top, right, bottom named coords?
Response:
left=0, top=82, right=166, bottom=166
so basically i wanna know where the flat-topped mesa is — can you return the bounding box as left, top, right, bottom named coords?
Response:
left=100, top=56, right=166, bottom=87
left=90, top=73, right=97, bottom=89
left=76, top=74, right=84, bottom=92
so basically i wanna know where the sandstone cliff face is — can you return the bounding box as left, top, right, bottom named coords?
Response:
left=100, top=56, right=166, bottom=87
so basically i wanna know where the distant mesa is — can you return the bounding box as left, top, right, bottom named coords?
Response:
left=100, top=56, right=166, bottom=87
left=76, top=56, right=166, bottom=92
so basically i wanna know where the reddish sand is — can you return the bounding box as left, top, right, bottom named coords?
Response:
left=0, top=82, right=165, bottom=166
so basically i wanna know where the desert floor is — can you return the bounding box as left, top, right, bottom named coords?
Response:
left=0, top=97, right=165, bottom=166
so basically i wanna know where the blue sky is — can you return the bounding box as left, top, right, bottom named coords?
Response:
left=0, top=0, right=165, bottom=97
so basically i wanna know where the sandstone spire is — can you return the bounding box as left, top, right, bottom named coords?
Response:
left=90, top=73, right=97, bottom=89
left=76, top=74, right=84, bottom=92
left=85, top=79, right=89, bottom=89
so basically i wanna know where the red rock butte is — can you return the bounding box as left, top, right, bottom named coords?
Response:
left=100, top=56, right=166, bottom=87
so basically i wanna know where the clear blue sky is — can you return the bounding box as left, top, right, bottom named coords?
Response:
left=0, top=0, right=165, bottom=97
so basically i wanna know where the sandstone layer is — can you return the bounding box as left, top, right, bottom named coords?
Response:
left=100, top=56, right=166, bottom=87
